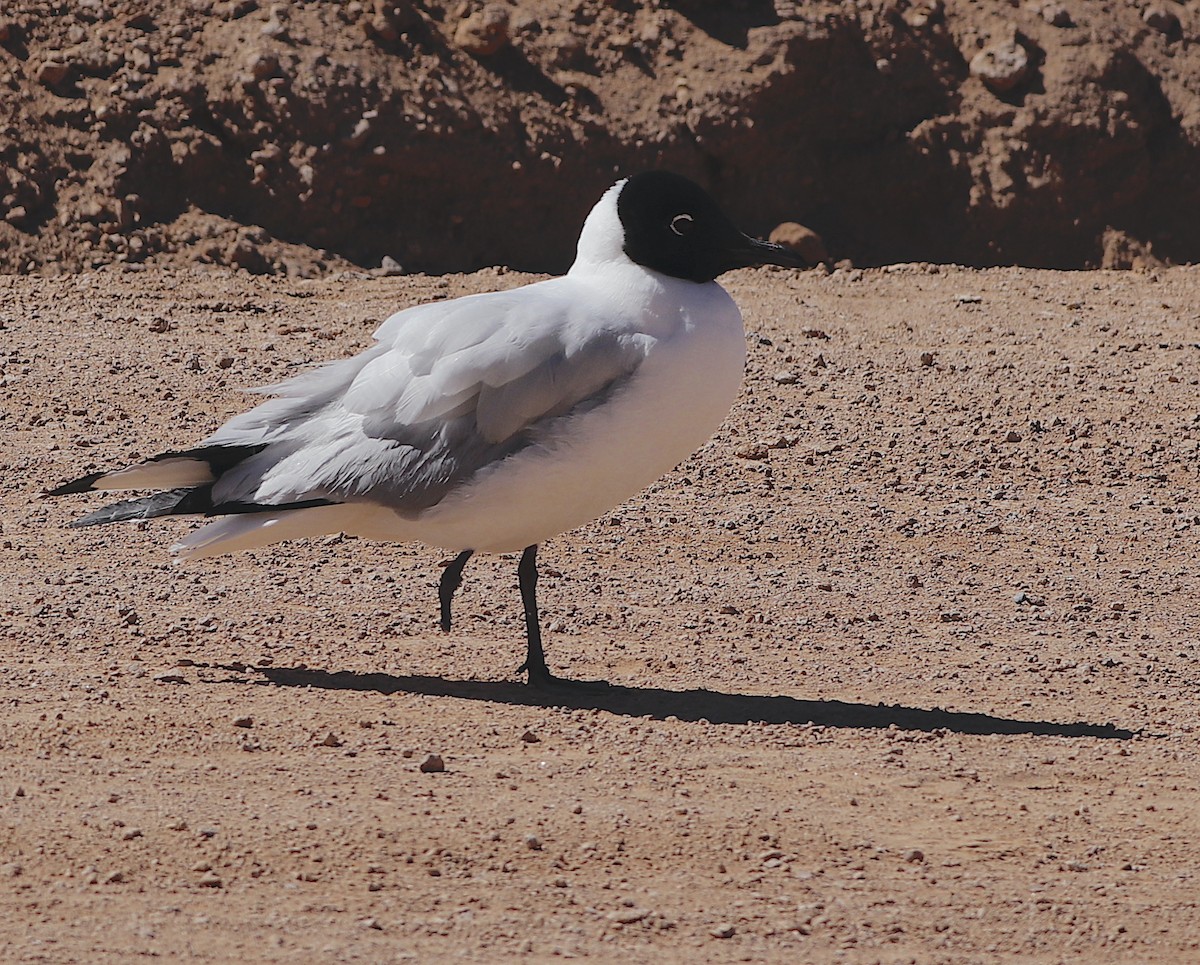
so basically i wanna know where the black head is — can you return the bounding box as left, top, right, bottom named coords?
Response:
left=616, top=171, right=806, bottom=283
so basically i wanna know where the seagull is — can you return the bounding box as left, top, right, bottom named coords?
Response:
left=48, top=171, right=805, bottom=690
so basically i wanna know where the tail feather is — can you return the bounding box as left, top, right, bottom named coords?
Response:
left=172, top=504, right=357, bottom=560
left=52, top=442, right=339, bottom=541
left=47, top=444, right=267, bottom=496
left=68, top=488, right=213, bottom=527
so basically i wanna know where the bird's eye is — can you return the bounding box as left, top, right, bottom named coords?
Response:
left=670, top=213, right=694, bottom=237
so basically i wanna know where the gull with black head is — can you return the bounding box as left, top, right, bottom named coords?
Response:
left=48, top=171, right=805, bottom=690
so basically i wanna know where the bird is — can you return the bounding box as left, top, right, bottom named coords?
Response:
left=48, top=170, right=805, bottom=690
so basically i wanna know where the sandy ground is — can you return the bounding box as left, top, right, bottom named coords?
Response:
left=2, top=264, right=1200, bottom=963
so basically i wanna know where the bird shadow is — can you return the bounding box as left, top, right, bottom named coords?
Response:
left=240, top=665, right=1135, bottom=739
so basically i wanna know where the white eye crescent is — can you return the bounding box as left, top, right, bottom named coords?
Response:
left=670, top=213, right=694, bottom=236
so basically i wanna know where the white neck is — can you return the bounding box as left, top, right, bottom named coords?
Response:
left=568, top=179, right=629, bottom=277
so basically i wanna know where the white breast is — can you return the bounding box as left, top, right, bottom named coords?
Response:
left=356, top=270, right=747, bottom=554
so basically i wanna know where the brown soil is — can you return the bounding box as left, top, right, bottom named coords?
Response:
left=3, top=0, right=1200, bottom=275
left=3, top=263, right=1200, bottom=961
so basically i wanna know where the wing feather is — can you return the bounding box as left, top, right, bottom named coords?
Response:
left=199, top=277, right=661, bottom=513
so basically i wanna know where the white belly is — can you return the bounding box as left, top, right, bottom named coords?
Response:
left=355, top=314, right=746, bottom=554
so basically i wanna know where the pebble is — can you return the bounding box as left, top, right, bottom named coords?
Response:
left=1143, top=5, right=1181, bottom=37
left=768, top=222, right=827, bottom=264
left=373, top=255, right=404, bottom=276
left=524, top=834, right=542, bottom=851
left=368, top=0, right=419, bottom=41
left=153, top=673, right=188, bottom=684
left=245, top=50, right=279, bottom=80
left=419, top=753, right=445, bottom=773
left=453, top=4, right=509, bottom=55
left=969, top=39, right=1029, bottom=93
left=121, top=827, right=144, bottom=841
left=198, top=872, right=223, bottom=887
left=710, top=923, right=736, bottom=939
left=772, top=370, right=799, bottom=385
left=919, top=351, right=936, bottom=367
left=1037, top=2, right=1072, bottom=27
left=902, top=848, right=925, bottom=863
left=233, top=716, right=253, bottom=728
left=608, top=908, right=649, bottom=924
left=320, top=732, right=342, bottom=747
left=520, top=729, right=540, bottom=743
left=36, top=60, right=72, bottom=88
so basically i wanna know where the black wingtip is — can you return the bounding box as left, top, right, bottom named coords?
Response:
left=45, top=472, right=105, bottom=497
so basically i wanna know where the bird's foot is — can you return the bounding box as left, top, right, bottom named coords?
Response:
left=519, top=663, right=610, bottom=693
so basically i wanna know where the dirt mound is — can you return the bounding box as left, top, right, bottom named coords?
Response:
left=2, top=0, right=1199, bottom=274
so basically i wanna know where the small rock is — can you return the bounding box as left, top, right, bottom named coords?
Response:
left=608, top=908, right=649, bottom=924
left=153, top=673, right=188, bottom=684
left=735, top=443, right=769, bottom=460
left=902, top=848, right=925, bottom=863
left=524, top=834, right=542, bottom=851
left=1005, top=430, right=1022, bottom=443
left=245, top=50, right=279, bottom=80
left=367, top=0, right=420, bottom=41
left=1065, top=860, right=1088, bottom=872
left=373, top=254, right=404, bottom=276
left=969, top=39, right=1028, bottom=93
left=453, top=4, right=509, bottom=55
left=198, top=872, right=223, bottom=887
left=710, top=923, right=736, bottom=939
left=772, top=370, right=799, bottom=385
left=13, top=786, right=24, bottom=798
left=260, top=7, right=287, bottom=38
left=768, top=222, right=827, bottom=265
left=36, top=60, right=72, bottom=88
left=919, top=351, right=936, bottom=367
left=103, top=870, right=125, bottom=885
left=233, top=716, right=253, bottom=728
left=121, top=828, right=143, bottom=841
left=359, top=916, right=383, bottom=930
left=320, top=732, right=342, bottom=747
left=954, top=293, right=983, bottom=304
left=520, top=729, right=540, bottom=743
left=1037, top=2, right=1072, bottom=27
left=0, top=863, right=23, bottom=878
left=419, top=753, right=445, bottom=773
left=1143, top=5, right=1181, bottom=38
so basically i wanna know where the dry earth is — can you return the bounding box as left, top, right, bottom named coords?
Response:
left=5, top=0, right=1200, bottom=274
left=2, top=264, right=1200, bottom=962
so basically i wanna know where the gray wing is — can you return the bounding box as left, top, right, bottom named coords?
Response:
left=202, top=280, right=658, bottom=513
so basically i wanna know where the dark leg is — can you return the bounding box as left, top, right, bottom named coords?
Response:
left=439, top=550, right=473, bottom=632
left=515, top=544, right=608, bottom=691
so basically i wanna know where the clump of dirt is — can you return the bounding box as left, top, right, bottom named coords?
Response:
left=2, top=0, right=1199, bottom=274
